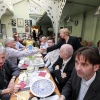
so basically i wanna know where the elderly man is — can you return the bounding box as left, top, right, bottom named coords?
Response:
left=58, top=47, right=100, bottom=100
left=3, top=37, right=41, bottom=65
left=44, top=38, right=59, bottom=72
left=0, top=46, right=20, bottom=100
left=40, top=36, right=48, bottom=57
left=52, top=44, right=75, bottom=92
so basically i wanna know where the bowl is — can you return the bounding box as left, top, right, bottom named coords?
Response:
left=30, top=79, right=55, bottom=97
left=27, top=66, right=34, bottom=73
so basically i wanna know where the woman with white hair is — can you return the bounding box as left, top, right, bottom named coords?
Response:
left=45, top=28, right=81, bottom=52
left=3, top=37, right=41, bottom=65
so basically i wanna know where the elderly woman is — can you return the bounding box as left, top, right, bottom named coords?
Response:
left=42, top=28, right=81, bottom=53
left=3, top=37, right=41, bottom=65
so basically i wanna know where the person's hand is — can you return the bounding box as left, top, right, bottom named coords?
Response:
left=7, top=86, right=14, bottom=94
left=37, top=49, right=43, bottom=53
left=55, top=65, right=59, bottom=70
left=57, top=95, right=65, bottom=100
left=61, top=73, right=67, bottom=78
left=40, top=48, right=46, bottom=52
left=14, top=85, right=21, bottom=93
left=7, top=79, right=15, bottom=88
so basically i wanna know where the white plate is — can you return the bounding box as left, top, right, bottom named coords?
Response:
left=35, top=54, right=42, bottom=57
left=30, top=79, right=55, bottom=97
left=17, top=91, right=30, bottom=100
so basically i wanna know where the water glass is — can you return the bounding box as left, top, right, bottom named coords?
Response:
left=34, top=66, right=39, bottom=72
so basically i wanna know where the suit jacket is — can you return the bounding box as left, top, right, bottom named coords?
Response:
left=47, top=36, right=81, bottom=52
left=0, top=60, right=20, bottom=91
left=61, top=69, right=100, bottom=100
left=52, top=57, right=75, bottom=90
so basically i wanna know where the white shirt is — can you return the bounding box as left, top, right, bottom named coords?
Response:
left=45, top=49, right=59, bottom=68
left=77, top=72, right=96, bottom=100
left=60, top=57, right=72, bottom=73
left=40, top=42, right=48, bottom=54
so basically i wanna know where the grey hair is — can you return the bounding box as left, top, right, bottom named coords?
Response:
left=0, top=46, right=6, bottom=54
left=42, top=36, right=47, bottom=40
left=3, top=37, right=14, bottom=46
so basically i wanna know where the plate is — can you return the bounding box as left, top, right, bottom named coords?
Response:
left=17, top=91, right=29, bottom=100
left=30, top=79, right=55, bottom=97
left=35, top=54, right=42, bottom=57
left=32, top=58, right=44, bottom=67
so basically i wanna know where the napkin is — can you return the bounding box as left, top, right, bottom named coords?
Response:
left=38, top=72, right=46, bottom=77
left=22, top=64, right=28, bottom=68
left=18, top=81, right=26, bottom=89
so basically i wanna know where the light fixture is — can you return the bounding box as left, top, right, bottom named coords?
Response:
left=66, top=17, right=73, bottom=23
left=95, top=6, right=100, bottom=16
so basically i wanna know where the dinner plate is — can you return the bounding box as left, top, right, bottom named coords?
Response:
left=30, top=79, right=55, bottom=97
left=17, top=91, right=30, bottom=100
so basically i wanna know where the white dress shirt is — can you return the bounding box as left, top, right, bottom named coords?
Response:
left=60, top=57, right=71, bottom=73
left=45, top=49, right=59, bottom=69
left=77, top=72, right=96, bottom=100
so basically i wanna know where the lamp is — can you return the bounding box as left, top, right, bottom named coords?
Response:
left=95, top=6, right=100, bottom=16
left=66, top=17, right=73, bottom=23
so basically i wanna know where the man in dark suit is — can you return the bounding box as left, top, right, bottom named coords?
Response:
left=58, top=47, right=100, bottom=100
left=0, top=46, right=21, bottom=100
left=52, top=44, right=75, bottom=92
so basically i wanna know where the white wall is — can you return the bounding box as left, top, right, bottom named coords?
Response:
left=1, top=0, right=31, bottom=37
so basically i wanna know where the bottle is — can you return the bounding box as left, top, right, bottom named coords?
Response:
left=29, top=45, right=33, bottom=59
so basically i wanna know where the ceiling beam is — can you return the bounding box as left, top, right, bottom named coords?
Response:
left=67, top=1, right=98, bottom=7
left=31, top=0, right=42, bottom=8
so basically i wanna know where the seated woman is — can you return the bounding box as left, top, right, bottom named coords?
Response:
left=23, top=35, right=35, bottom=47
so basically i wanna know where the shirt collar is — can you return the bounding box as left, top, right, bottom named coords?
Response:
left=82, top=72, right=96, bottom=86
left=63, top=57, right=72, bottom=65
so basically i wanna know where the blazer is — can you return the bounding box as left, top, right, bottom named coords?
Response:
left=52, top=57, right=75, bottom=91
left=61, top=69, right=100, bottom=100
left=0, top=60, right=20, bottom=91
left=47, top=36, right=81, bottom=52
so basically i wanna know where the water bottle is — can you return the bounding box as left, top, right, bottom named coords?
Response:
left=29, top=45, right=33, bottom=50
left=29, top=45, right=33, bottom=59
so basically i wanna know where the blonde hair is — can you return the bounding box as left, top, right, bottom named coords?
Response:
left=59, top=28, right=71, bottom=35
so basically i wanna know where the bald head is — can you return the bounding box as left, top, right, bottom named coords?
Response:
left=60, top=44, right=73, bottom=59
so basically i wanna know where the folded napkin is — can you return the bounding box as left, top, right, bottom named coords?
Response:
left=22, top=64, right=28, bottom=68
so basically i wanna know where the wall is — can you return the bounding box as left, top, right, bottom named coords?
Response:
left=65, top=14, right=83, bottom=37
left=1, top=0, right=31, bottom=37
left=64, top=9, right=100, bottom=46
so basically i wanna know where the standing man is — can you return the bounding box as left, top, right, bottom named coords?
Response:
left=0, top=46, right=20, bottom=100
left=58, top=47, right=100, bottom=100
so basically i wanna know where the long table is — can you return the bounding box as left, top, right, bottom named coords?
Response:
left=10, top=68, right=60, bottom=100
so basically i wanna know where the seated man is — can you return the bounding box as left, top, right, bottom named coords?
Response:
left=52, top=44, right=75, bottom=92
left=3, top=37, right=41, bottom=65
left=0, top=46, right=20, bottom=100
left=58, top=47, right=100, bottom=100
left=44, top=38, right=59, bottom=72
left=14, top=36, right=25, bottom=51
left=40, top=36, right=48, bottom=57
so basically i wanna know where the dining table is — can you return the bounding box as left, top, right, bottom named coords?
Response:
left=10, top=67, right=60, bottom=100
